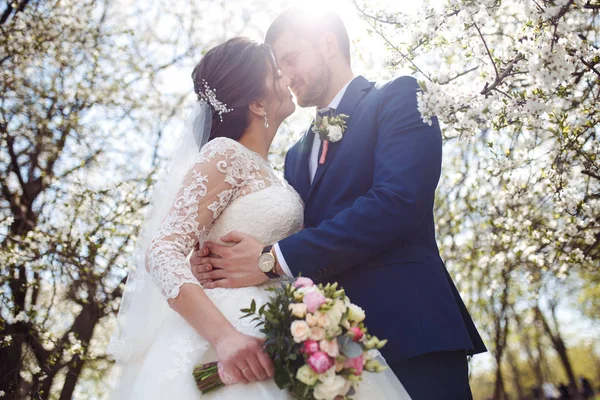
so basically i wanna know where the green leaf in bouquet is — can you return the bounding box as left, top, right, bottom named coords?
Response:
left=274, top=366, right=292, bottom=388
left=264, top=312, right=279, bottom=326
left=264, top=337, right=277, bottom=349
left=337, top=336, right=363, bottom=358
left=258, top=304, right=267, bottom=315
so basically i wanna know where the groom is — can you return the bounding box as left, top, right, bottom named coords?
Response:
left=192, top=8, right=486, bottom=399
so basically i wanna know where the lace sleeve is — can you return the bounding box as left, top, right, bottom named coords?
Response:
left=146, top=138, right=250, bottom=299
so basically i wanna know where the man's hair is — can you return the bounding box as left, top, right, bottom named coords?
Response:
left=265, top=7, right=351, bottom=65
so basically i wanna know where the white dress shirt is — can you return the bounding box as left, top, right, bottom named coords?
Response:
left=274, top=78, right=355, bottom=277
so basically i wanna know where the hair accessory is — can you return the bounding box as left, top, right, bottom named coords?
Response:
left=196, top=79, right=233, bottom=121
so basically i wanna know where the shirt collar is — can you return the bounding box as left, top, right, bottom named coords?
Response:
left=316, top=77, right=355, bottom=116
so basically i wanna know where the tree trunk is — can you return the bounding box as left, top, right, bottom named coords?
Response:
left=493, top=344, right=507, bottom=400
left=58, top=304, right=102, bottom=400
left=492, top=312, right=509, bottom=399
left=535, top=305, right=580, bottom=399
left=493, top=269, right=511, bottom=400
left=0, top=335, right=24, bottom=399
left=507, top=350, right=525, bottom=399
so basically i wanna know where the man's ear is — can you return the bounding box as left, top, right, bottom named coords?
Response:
left=248, top=98, right=265, bottom=119
left=320, top=32, right=339, bottom=60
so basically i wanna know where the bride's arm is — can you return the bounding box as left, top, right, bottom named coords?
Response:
left=146, top=138, right=273, bottom=384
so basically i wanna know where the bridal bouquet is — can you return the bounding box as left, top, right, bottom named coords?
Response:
left=193, top=277, right=388, bottom=400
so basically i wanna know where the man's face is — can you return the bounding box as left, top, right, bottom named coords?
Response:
left=271, top=30, right=331, bottom=108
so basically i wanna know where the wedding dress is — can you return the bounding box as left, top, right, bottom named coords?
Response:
left=110, top=137, right=410, bottom=399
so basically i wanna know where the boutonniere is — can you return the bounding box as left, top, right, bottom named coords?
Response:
left=312, top=112, right=349, bottom=164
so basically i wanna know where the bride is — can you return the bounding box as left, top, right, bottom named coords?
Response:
left=108, top=37, right=410, bottom=399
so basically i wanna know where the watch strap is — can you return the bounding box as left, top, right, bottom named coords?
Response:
left=264, top=270, right=279, bottom=279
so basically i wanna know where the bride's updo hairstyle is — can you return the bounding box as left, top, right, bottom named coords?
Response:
left=191, top=37, right=279, bottom=143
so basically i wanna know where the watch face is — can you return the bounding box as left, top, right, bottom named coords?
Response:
left=258, top=253, right=275, bottom=272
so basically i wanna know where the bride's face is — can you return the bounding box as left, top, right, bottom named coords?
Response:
left=262, top=63, right=295, bottom=125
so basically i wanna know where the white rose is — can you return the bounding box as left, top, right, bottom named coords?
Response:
left=309, top=326, right=326, bottom=341
left=296, top=364, right=318, bottom=386
left=327, top=300, right=346, bottom=326
left=326, top=125, right=343, bottom=142
left=297, top=285, right=319, bottom=296
left=313, top=376, right=347, bottom=400
left=348, top=304, right=366, bottom=323
left=318, top=366, right=337, bottom=383
left=291, top=320, right=310, bottom=343
left=306, top=313, right=318, bottom=327
left=289, top=303, right=307, bottom=318
left=319, top=339, right=340, bottom=357
left=316, top=312, right=331, bottom=329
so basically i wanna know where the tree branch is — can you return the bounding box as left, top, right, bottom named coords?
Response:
left=481, top=53, right=524, bottom=96
left=474, top=23, right=500, bottom=80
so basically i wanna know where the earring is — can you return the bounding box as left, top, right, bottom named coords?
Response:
left=264, top=111, right=269, bottom=129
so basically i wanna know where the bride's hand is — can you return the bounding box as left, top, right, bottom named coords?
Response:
left=214, top=330, right=274, bottom=385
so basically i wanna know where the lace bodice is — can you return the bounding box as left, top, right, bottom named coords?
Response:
left=146, top=137, right=304, bottom=299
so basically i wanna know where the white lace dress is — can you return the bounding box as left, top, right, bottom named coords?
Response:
left=112, top=137, right=410, bottom=400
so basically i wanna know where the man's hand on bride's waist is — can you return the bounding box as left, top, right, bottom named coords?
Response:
left=191, top=231, right=281, bottom=289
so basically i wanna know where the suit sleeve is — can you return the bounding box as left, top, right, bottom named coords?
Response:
left=277, top=76, right=442, bottom=279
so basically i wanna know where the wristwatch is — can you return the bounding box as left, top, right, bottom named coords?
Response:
left=258, top=245, right=279, bottom=279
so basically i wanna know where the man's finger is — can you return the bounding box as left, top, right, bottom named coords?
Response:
left=193, top=268, right=224, bottom=281
left=205, top=242, right=228, bottom=257
left=195, top=257, right=225, bottom=269
left=220, top=231, right=246, bottom=243
left=194, top=271, right=212, bottom=281
left=200, top=269, right=227, bottom=280
left=189, top=251, right=209, bottom=267
left=203, top=279, right=232, bottom=289
left=193, top=264, right=213, bottom=275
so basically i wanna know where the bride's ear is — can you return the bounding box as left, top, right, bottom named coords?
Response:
left=248, top=99, right=265, bottom=119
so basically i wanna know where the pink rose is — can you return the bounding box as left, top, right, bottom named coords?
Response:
left=302, top=340, right=320, bottom=355
left=349, top=326, right=364, bottom=342
left=344, top=355, right=364, bottom=376
left=294, top=277, right=314, bottom=288
left=303, top=291, right=326, bottom=313
left=307, top=351, right=333, bottom=374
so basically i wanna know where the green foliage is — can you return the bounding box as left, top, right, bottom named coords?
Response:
left=242, top=283, right=309, bottom=396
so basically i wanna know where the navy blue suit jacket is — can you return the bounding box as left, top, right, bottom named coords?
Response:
left=280, top=76, right=486, bottom=363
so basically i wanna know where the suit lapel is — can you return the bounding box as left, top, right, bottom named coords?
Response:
left=294, top=123, right=315, bottom=202
left=306, top=76, right=373, bottom=202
